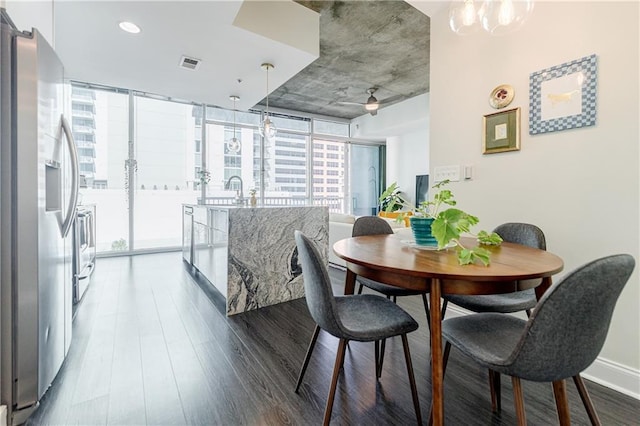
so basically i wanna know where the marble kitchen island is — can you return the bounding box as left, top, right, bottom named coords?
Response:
left=183, top=204, right=328, bottom=315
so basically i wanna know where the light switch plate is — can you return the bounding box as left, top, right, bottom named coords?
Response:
left=433, top=165, right=460, bottom=182
left=464, top=165, right=473, bottom=180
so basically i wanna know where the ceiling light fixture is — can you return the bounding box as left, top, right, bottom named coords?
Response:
left=449, top=0, right=481, bottom=35
left=228, top=95, right=241, bottom=154
left=364, top=88, right=379, bottom=112
left=259, top=63, right=277, bottom=141
left=480, top=0, right=534, bottom=35
left=118, top=21, right=141, bottom=34
left=449, top=0, right=534, bottom=36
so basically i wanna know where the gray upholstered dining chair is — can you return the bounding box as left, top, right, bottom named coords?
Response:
left=441, top=222, right=602, bottom=422
left=441, top=222, right=546, bottom=319
left=440, top=222, right=545, bottom=414
left=353, top=216, right=431, bottom=377
left=441, top=254, right=635, bottom=425
left=293, top=230, right=422, bottom=426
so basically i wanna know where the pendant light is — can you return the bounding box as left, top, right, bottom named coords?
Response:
left=228, top=95, right=240, bottom=154
left=449, top=0, right=481, bottom=35
left=480, top=0, right=534, bottom=36
left=259, top=63, right=277, bottom=140
left=449, top=0, right=534, bottom=36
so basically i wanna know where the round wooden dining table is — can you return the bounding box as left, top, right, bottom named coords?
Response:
left=333, top=234, right=564, bottom=425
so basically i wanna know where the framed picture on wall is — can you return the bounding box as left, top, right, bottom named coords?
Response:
left=529, top=54, right=598, bottom=135
left=483, top=107, right=521, bottom=154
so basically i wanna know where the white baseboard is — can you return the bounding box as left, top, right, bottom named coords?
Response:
left=1, top=405, right=7, bottom=426
left=582, top=357, right=640, bottom=400
left=444, top=305, right=640, bottom=400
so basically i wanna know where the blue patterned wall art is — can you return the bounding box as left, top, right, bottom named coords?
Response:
left=529, top=54, right=598, bottom=135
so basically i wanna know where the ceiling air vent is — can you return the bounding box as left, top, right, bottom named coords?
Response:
left=179, top=55, right=201, bottom=71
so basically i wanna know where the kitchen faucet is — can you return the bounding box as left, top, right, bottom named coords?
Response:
left=225, top=175, right=244, bottom=206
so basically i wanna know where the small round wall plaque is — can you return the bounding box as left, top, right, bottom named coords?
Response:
left=489, top=84, right=514, bottom=109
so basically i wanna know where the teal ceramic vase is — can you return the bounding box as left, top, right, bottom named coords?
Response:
left=410, top=216, right=437, bottom=246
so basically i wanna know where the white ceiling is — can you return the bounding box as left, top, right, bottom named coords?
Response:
left=406, top=0, right=447, bottom=19
left=5, top=0, right=442, bottom=119
left=53, top=0, right=320, bottom=111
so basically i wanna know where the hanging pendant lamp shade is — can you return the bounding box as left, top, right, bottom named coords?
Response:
left=259, top=63, right=277, bottom=140
left=227, top=95, right=240, bottom=154
left=449, top=0, right=481, bottom=35
left=449, top=0, right=534, bottom=36
left=480, top=0, right=534, bottom=35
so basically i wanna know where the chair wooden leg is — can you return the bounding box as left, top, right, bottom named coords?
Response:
left=357, top=283, right=364, bottom=294
left=374, top=340, right=380, bottom=377
left=421, top=293, right=431, bottom=330
left=375, top=295, right=402, bottom=377
left=441, top=299, right=449, bottom=319
left=525, top=309, right=532, bottom=317
left=295, top=324, right=321, bottom=392
left=552, top=379, right=571, bottom=426
left=573, top=374, right=601, bottom=426
left=323, top=338, right=348, bottom=426
left=401, top=334, right=423, bottom=426
left=489, top=370, right=502, bottom=412
left=377, top=339, right=386, bottom=378
left=512, top=376, right=527, bottom=426
left=442, top=341, right=451, bottom=373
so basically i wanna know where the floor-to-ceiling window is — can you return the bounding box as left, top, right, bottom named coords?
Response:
left=312, top=139, right=346, bottom=212
left=267, top=114, right=310, bottom=205
left=72, top=86, right=130, bottom=253
left=204, top=106, right=261, bottom=204
left=349, top=144, right=381, bottom=216
left=74, top=85, right=199, bottom=254
left=132, top=96, right=198, bottom=249
left=311, top=119, right=382, bottom=215
left=73, top=83, right=385, bottom=255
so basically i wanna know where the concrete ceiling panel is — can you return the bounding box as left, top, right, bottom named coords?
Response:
left=266, top=0, right=430, bottom=119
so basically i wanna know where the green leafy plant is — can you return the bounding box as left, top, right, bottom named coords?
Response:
left=378, top=182, right=406, bottom=212
left=380, top=180, right=503, bottom=265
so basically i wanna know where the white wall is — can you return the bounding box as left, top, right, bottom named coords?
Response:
left=351, top=93, right=430, bottom=203
left=427, top=1, right=639, bottom=397
left=386, top=130, right=430, bottom=204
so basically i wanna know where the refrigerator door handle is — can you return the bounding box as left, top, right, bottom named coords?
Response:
left=60, top=114, right=79, bottom=238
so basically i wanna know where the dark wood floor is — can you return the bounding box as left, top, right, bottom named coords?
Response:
left=27, top=252, right=639, bottom=425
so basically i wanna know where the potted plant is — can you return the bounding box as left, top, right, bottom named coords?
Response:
left=379, top=182, right=405, bottom=212
left=378, top=182, right=413, bottom=225
left=380, top=180, right=503, bottom=265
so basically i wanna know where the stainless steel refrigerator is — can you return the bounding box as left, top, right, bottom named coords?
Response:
left=1, top=10, right=79, bottom=425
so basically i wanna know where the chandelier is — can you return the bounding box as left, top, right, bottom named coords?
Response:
left=259, top=63, right=277, bottom=140
left=449, top=0, right=534, bottom=36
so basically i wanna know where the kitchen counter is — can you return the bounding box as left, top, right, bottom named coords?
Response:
left=183, top=204, right=328, bottom=315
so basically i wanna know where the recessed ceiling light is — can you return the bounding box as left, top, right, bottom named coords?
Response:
left=119, top=21, right=141, bottom=34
